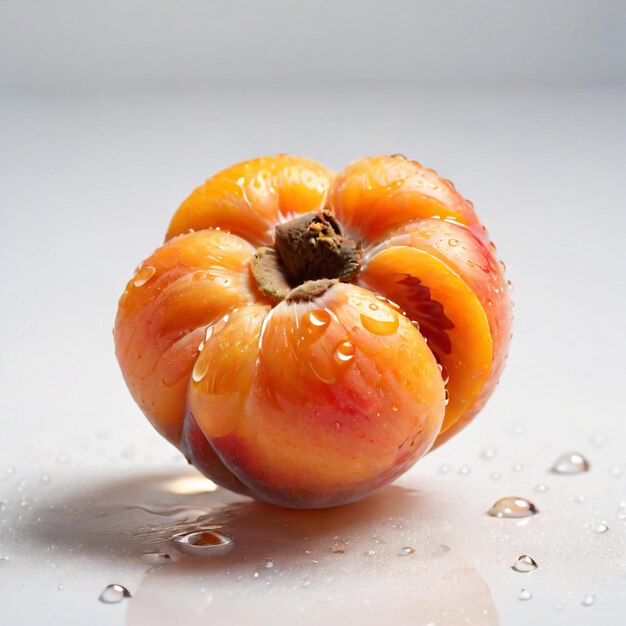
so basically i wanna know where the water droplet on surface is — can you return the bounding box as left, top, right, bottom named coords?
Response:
left=139, top=552, right=171, bottom=564
left=133, top=266, right=156, bottom=287
left=173, top=531, right=233, bottom=557
left=253, top=571, right=259, bottom=579
left=334, top=421, right=342, bottom=431
left=264, top=558, right=274, bottom=569
left=56, top=453, right=70, bottom=465
left=610, top=466, right=622, bottom=478
left=365, top=550, right=377, bottom=557
left=57, top=584, right=64, bottom=591
left=490, top=471, right=502, bottom=481
left=360, top=310, right=399, bottom=335
left=99, top=584, right=131, bottom=604
left=594, top=522, right=609, bottom=534
left=487, top=497, right=538, bottom=518
left=1, top=466, right=15, bottom=480
left=40, top=474, right=51, bottom=485
left=335, top=340, right=355, bottom=363
left=573, top=494, right=587, bottom=504
left=439, top=464, right=451, bottom=474
left=550, top=452, right=590, bottom=474
left=512, top=463, right=524, bottom=473
left=480, top=447, right=497, bottom=460
left=458, top=465, right=471, bottom=476
left=534, top=484, right=549, bottom=493
left=581, top=594, right=595, bottom=607
left=588, top=433, right=606, bottom=448
left=331, top=542, right=347, bottom=554
left=512, top=555, right=538, bottom=573
left=518, top=589, right=532, bottom=601
left=398, top=546, right=415, bottom=556
left=511, top=422, right=526, bottom=435
left=448, top=238, right=459, bottom=247
left=392, top=405, right=399, bottom=412
left=307, top=309, right=331, bottom=330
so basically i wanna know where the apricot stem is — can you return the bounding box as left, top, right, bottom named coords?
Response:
left=252, top=209, right=362, bottom=302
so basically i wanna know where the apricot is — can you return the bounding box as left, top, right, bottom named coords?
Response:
left=114, top=154, right=512, bottom=508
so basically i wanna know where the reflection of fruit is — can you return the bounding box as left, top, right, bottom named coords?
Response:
left=115, top=154, right=512, bottom=508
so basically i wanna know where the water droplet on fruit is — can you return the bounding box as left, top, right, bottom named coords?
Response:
left=334, top=421, right=342, bottom=431
left=518, top=589, right=532, bottom=601
left=582, top=594, right=595, bottom=607
left=368, top=303, right=379, bottom=311
left=444, top=389, right=450, bottom=406
left=99, top=584, right=131, bottom=604
left=331, top=542, right=347, bottom=554
left=191, top=355, right=209, bottom=383
left=398, top=546, right=415, bottom=556
left=550, top=452, right=590, bottom=474
left=1, top=466, right=15, bottom=480
left=360, top=310, right=399, bottom=335
left=335, top=340, right=355, bottom=363
left=512, top=555, right=538, bottom=572
left=448, top=238, right=459, bottom=247
left=139, top=552, right=171, bottom=564
left=264, top=558, right=274, bottom=569
left=594, top=522, right=609, bottom=534
left=173, top=530, right=233, bottom=557
left=133, top=266, right=155, bottom=287
left=307, top=309, right=331, bottom=330
left=487, top=497, right=538, bottom=518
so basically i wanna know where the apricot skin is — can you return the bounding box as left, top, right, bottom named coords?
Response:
left=114, top=155, right=513, bottom=508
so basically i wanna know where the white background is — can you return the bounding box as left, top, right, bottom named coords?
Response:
left=1, top=2, right=625, bottom=625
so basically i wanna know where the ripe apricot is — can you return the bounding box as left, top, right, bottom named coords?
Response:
left=114, top=154, right=512, bottom=507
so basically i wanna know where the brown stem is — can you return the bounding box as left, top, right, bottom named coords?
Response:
left=251, top=209, right=362, bottom=302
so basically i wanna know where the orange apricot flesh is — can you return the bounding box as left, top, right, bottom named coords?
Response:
left=187, top=284, right=445, bottom=508
left=166, top=155, right=335, bottom=246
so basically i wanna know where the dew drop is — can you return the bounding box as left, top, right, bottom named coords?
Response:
left=480, top=447, right=497, bottom=461
left=398, top=546, right=415, bottom=556
left=448, top=238, right=459, bottom=247
left=191, top=354, right=209, bottom=383
left=133, top=266, right=156, bottom=287
left=360, top=310, right=399, bottom=335
left=518, top=589, right=532, bottom=601
left=594, top=522, right=609, bottom=534
left=335, top=340, right=355, bottom=363
left=512, top=555, right=538, bottom=573
left=307, top=309, right=331, bottom=330
left=173, top=531, right=233, bottom=557
left=139, top=552, right=171, bottom=564
left=550, top=452, right=590, bottom=474
left=588, top=432, right=606, bottom=448
left=581, top=594, right=595, bottom=607
left=99, top=584, right=131, bottom=604
left=487, top=497, right=538, bottom=518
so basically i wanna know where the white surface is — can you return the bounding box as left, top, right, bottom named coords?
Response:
left=1, top=86, right=625, bottom=625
